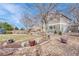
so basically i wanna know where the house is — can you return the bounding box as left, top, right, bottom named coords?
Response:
left=0, top=28, right=6, bottom=34
left=43, top=12, right=71, bottom=34
left=70, top=23, right=79, bottom=32
left=31, top=26, right=42, bottom=32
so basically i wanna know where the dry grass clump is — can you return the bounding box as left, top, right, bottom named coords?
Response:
left=0, top=48, right=17, bottom=56
left=12, top=46, right=38, bottom=56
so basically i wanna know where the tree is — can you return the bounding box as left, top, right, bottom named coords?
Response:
left=20, top=13, right=35, bottom=29
left=33, top=3, right=57, bottom=32
left=0, top=22, right=13, bottom=31
left=15, top=27, right=19, bottom=30
left=20, top=3, right=57, bottom=32
left=68, top=4, right=79, bottom=24
left=20, top=28, right=25, bottom=30
left=64, top=4, right=79, bottom=32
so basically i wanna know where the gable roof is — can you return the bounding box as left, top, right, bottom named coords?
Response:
left=47, top=12, right=72, bottom=24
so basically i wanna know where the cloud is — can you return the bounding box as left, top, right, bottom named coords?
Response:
left=0, top=4, right=21, bottom=14
left=0, top=3, right=28, bottom=28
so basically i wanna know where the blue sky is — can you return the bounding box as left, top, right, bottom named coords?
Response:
left=0, top=3, right=71, bottom=29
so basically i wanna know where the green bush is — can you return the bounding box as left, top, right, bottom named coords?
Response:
left=0, top=22, right=13, bottom=31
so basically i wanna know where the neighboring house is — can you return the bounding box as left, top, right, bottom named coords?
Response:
left=11, top=26, right=42, bottom=34
left=70, top=23, right=79, bottom=32
left=31, top=26, right=42, bottom=32
left=43, top=12, right=71, bottom=34
left=0, top=28, right=6, bottom=34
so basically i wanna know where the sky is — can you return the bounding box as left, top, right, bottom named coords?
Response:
left=0, top=3, right=71, bottom=29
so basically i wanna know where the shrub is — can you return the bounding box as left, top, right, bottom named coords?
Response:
left=59, top=31, right=62, bottom=35
left=54, top=30, right=57, bottom=34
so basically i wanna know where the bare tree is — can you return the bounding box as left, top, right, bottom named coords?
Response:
left=69, top=4, right=79, bottom=24
left=66, top=4, right=79, bottom=32
left=20, top=3, right=57, bottom=32
left=20, top=14, right=35, bottom=29
left=33, top=3, right=57, bottom=32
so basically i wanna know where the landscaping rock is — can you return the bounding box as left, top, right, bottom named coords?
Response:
left=29, top=40, right=37, bottom=46
left=21, top=41, right=29, bottom=47
left=7, top=39, right=15, bottom=44
left=60, top=35, right=68, bottom=44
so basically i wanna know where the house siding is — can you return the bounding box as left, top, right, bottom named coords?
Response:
left=43, top=12, right=71, bottom=34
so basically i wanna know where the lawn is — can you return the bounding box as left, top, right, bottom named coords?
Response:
left=0, top=33, right=44, bottom=42
left=0, top=34, right=33, bottom=42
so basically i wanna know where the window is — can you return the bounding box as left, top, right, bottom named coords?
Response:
left=49, top=26, right=53, bottom=29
